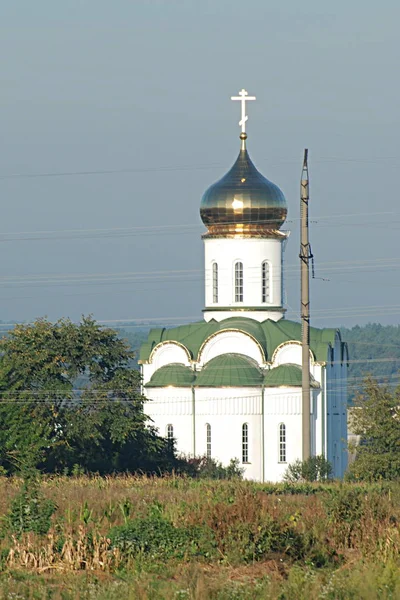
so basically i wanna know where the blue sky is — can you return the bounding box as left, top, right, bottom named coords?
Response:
left=1, top=0, right=399, bottom=327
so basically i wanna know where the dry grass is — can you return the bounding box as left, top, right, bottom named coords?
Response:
left=0, top=476, right=399, bottom=599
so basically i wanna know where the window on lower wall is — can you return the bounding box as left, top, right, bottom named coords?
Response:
left=206, top=423, right=211, bottom=458
left=279, top=423, right=286, bottom=463
left=242, top=423, right=249, bottom=463
left=166, top=424, right=174, bottom=442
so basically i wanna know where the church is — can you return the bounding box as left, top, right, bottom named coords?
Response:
left=139, top=90, right=348, bottom=482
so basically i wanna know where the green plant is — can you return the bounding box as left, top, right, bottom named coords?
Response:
left=323, top=486, right=364, bottom=548
left=347, top=377, right=400, bottom=481
left=108, top=511, right=216, bottom=560
left=5, top=472, right=56, bottom=537
left=283, top=455, right=332, bottom=483
left=182, top=456, right=244, bottom=480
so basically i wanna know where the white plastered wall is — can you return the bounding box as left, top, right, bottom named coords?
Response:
left=203, top=236, right=285, bottom=322
left=143, top=387, right=194, bottom=456
left=194, top=387, right=262, bottom=481
left=198, top=330, right=265, bottom=367
left=263, top=387, right=320, bottom=482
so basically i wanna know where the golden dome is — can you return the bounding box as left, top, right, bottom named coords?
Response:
left=200, top=138, right=287, bottom=237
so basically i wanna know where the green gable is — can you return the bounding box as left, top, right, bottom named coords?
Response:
left=139, top=317, right=339, bottom=364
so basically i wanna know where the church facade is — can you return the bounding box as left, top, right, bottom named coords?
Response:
left=139, top=90, right=348, bottom=482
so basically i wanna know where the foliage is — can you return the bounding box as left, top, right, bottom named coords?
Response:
left=117, top=328, right=150, bottom=368
left=0, top=317, right=177, bottom=475
left=342, top=323, right=400, bottom=401
left=181, top=456, right=244, bottom=479
left=283, top=455, right=332, bottom=483
left=109, top=506, right=216, bottom=560
left=0, top=476, right=399, bottom=598
left=347, top=377, right=400, bottom=481
left=4, top=471, right=56, bottom=537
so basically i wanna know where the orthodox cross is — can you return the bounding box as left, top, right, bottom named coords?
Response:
left=231, top=88, right=256, bottom=133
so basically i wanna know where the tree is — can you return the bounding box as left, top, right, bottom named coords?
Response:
left=347, top=376, right=400, bottom=481
left=283, top=455, right=332, bottom=483
left=0, top=316, right=175, bottom=474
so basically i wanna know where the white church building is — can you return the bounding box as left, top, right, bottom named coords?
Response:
left=139, top=90, right=348, bottom=482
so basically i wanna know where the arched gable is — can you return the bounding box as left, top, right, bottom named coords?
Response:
left=149, top=341, right=191, bottom=370
left=197, top=329, right=265, bottom=366
left=271, top=340, right=315, bottom=367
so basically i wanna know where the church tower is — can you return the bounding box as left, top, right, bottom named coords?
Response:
left=200, top=89, right=288, bottom=323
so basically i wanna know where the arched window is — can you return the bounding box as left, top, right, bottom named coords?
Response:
left=212, top=263, right=218, bottom=303
left=279, top=423, right=286, bottom=463
left=235, top=262, right=243, bottom=302
left=206, top=423, right=211, bottom=458
left=262, top=261, right=270, bottom=303
left=166, top=424, right=174, bottom=442
left=242, top=423, right=249, bottom=463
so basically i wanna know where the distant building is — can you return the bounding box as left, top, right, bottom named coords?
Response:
left=139, top=91, right=348, bottom=481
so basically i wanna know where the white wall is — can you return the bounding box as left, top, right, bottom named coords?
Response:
left=263, top=387, right=318, bottom=482
left=271, top=342, right=321, bottom=382
left=194, top=387, right=263, bottom=480
left=145, top=386, right=263, bottom=480
left=203, top=236, right=286, bottom=322
left=198, top=329, right=265, bottom=366
left=143, top=387, right=194, bottom=456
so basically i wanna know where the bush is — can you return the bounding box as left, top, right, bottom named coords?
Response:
left=284, top=455, right=332, bottom=483
left=179, top=456, right=244, bottom=480
left=108, top=505, right=216, bottom=560
left=5, top=474, right=56, bottom=537
left=322, top=487, right=364, bottom=548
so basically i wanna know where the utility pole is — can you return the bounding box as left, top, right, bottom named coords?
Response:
left=300, top=149, right=312, bottom=461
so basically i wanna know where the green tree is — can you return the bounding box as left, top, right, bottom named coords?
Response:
left=283, top=455, right=332, bottom=482
left=0, top=316, right=174, bottom=474
left=348, top=377, right=400, bottom=481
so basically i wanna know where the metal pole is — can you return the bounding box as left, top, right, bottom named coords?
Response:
left=300, top=149, right=311, bottom=461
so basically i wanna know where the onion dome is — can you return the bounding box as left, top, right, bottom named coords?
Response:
left=200, top=134, right=287, bottom=236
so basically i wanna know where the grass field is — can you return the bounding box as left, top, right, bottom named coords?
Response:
left=0, top=475, right=399, bottom=599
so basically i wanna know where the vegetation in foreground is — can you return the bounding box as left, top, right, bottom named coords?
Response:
left=0, top=476, right=399, bottom=599
left=0, top=317, right=399, bottom=597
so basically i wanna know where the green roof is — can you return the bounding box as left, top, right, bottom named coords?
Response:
left=195, top=353, right=263, bottom=387
left=139, top=317, right=339, bottom=364
left=145, top=363, right=195, bottom=388
left=145, top=359, right=320, bottom=389
left=264, top=364, right=319, bottom=388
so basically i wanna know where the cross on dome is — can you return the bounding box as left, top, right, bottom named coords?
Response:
left=231, top=88, right=256, bottom=134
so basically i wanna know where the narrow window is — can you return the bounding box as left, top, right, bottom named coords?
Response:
left=212, top=263, right=218, bottom=303
left=235, top=262, right=243, bottom=302
left=279, top=423, right=286, bottom=463
left=262, top=261, right=270, bottom=303
left=206, top=423, right=211, bottom=458
left=242, top=423, right=249, bottom=463
left=166, top=424, right=174, bottom=442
